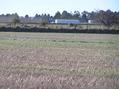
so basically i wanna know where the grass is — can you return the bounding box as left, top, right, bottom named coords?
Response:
left=0, top=38, right=119, bottom=49
left=0, top=32, right=119, bottom=89
left=0, top=63, right=119, bottom=77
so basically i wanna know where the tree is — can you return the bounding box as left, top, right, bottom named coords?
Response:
left=81, top=12, right=88, bottom=23
left=6, top=14, right=10, bottom=16
left=12, top=13, right=20, bottom=25
left=54, top=11, right=61, bottom=19
left=73, top=11, right=80, bottom=19
left=35, top=14, right=39, bottom=17
left=61, top=10, right=68, bottom=19
left=95, top=10, right=113, bottom=27
left=13, top=18, right=20, bottom=25
left=89, top=11, right=97, bottom=21
left=113, top=11, right=119, bottom=24
left=25, top=14, right=29, bottom=18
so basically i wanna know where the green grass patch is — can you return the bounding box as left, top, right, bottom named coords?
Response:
left=0, top=39, right=119, bottom=49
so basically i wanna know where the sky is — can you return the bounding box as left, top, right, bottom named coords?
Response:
left=0, top=0, right=119, bottom=16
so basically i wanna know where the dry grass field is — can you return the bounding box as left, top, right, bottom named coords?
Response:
left=0, top=32, right=119, bottom=89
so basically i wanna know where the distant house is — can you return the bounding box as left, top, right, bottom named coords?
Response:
left=54, top=19, right=80, bottom=24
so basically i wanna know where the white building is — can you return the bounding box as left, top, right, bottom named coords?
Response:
left=55, top=19, right=80, bottom=24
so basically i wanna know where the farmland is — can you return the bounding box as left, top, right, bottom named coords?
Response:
left=0, top=32, right=119, bottom=89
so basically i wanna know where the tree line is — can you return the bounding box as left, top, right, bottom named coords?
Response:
left=1, top=10, right=119, bottom=26
left=54, top=10, right=119, bottom=26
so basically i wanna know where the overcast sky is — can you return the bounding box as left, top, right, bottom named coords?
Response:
left=0, top=0, right=119, bottom=16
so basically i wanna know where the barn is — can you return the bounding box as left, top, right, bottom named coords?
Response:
left=55, top=19, right=80, bottom=24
